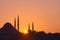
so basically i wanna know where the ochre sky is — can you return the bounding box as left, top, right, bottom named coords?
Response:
left=0, top=0, right=60, bottom=33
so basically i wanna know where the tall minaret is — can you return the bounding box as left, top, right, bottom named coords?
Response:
left=28, top=24, right=31, bottom=32
left=32, top=22, right=34, bottom=31
left=14, top=18, right=16, bottom=29
left=17, top=16, right=19, bottom=31
left=28, top=24, right=30, bottom=31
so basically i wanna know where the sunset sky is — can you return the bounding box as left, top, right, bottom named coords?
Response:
left=0, top=0, right=60, bottom=33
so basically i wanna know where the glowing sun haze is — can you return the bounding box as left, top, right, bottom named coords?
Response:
left=0, top=0, right=60, bottom=33
left=23, top=30, right=28, bottom=34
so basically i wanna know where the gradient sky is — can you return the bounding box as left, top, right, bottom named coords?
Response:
left=0, top=0, right=60, bottom=33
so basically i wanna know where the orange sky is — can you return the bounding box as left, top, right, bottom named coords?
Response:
left=0, top=0, right=60, bottom=33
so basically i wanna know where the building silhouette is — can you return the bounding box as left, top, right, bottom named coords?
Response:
left=0, top=16, right=60, bottom=40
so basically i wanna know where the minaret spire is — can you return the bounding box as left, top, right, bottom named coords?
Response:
left=17, top=16, right=19, bottom=31
left=28, top=24, right=31, bottom=32
left=32, top=22, right=34, bottom=31
left=14, top=18, right=16, bottom=29
left=28, top=24, right=30, bottom=31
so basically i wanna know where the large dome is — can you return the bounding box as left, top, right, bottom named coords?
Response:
left=0, top=22, right=21, bottom=40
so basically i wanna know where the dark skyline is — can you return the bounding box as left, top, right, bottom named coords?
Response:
left=0, top=22, right=60, bottom=40
left=0, top=0, right=60, bottom=40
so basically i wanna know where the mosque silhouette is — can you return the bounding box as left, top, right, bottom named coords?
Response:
left=0, top=16, right=60, bottom=40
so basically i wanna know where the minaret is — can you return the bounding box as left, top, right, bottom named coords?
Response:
left=17, top=16, right=19, bottom=31
left=28, top=24, right=30, bottom=31
left=28, top=24, right=31, bottom=32
left=32, top=22, right=34, bottom=31
left=14, top=18, right=16, bottom=29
